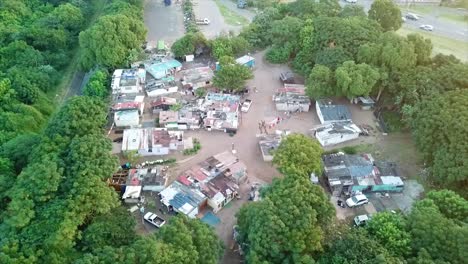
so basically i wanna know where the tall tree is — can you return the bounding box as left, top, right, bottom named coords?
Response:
left=306, top=65, right=334, bottom=99
left=237, top=173, right=335, bottom=263
left=158, top=215, right=224, bottom=264
left=213, top=56, right=253, bottom=92
left=368, top=0, right=402, bottom=31
left=335, top=60, right=380, bottom=99
left=79, top=14, right=146, bottom=70
left=407, top=90, right=468, bottom=194
left=318, top=228, right=399, bottom=264
left=272, top=133, right=323, bottom=178
left=366, top=212, right=411, bottom=257
left=407, top=198, right=468, bottom=264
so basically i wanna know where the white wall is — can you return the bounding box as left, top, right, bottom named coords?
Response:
left=147, top=86, right=178, bottom=97
left=317, top=132, right=359, bottom=147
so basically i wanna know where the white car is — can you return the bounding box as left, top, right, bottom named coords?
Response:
left=241, top=99, right=252, bottom=113
left=346, top=194, right=369, bottom=207
left=405, top=13, right=419, bottom=20
left=354, top=214, right=371, bottom=226
left=143, top=212, right=166, bottom=228
left=419, top=24, right=434, bottom=31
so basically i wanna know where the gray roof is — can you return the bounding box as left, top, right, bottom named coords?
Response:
left=318, top=101, right=352, bottom=122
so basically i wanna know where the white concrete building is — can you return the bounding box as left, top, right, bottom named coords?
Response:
left=114, top=110, right=140, bottom=127
left=313, top=121, right=361, bottom=147
left=121, top=128, right=183, bottom=156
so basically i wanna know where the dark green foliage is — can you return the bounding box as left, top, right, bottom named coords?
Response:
left=407, top=90, right=468, bottom=194
left=315, top=47, right=353, bottom=70
left=339, top=5, right=367, bottom=18
left=79, top=14, right=146, bottom=69
left=318, top=228, right=398, bottom=263
left=46, top=96, right=107, bottom=138
left=237, top=173, right=335, bottom=263
left=425, top=190, right=468, bottom=223
left=272, top=133, right=323, bottom=178
left=368, top=0, right=402, bottom=31
left=366, top=212, right=411, bottom=257
left=342, top=146, right=358, bottom=154
left=81, top=207, right=137, bottom=250
left=306, top=65, right=334, bottom=99
left=213, top=56, right=253, bottom=92
left=265, top=44, right=292, bottom=64
left=407, top=197, right=468, bottom=263
left=381, top=111, right=403, bottom=132
left=171, top=32, right=207, bottom=58
left=83, top=69, right=109, bottom=98
left=0, top=133, right=41, bottom=173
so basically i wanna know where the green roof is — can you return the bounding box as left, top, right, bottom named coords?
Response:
left=158, top=40, right=165, bottom=50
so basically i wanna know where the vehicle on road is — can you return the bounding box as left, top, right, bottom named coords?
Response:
left=143, top=212, right=166, bottom=228
left=405, top=13, right=419, bottom=20
left=419, top=24, right=434, bottom=31
left=195, top=18, right=210, bottom=25
left=346, top=194, right=369, bottom=207
left=279, top=72, right=295, bottom=84
left=241, top=99, right=252, bottom=113
left=164, top=0, right=171, bottom=6
left=345, top=0, right=357, bottom=3
left=237, top=0, right=247, bottom=8
left=354, top=214, right=371, bottom=226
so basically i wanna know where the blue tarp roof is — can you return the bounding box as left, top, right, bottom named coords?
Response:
left=349, top=165, right=374, bottom=178
left=146, top=59, right=182, bottom=77
left=169, top=192, right=199, bottom=210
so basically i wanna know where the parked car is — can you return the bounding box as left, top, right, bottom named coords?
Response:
left=354, top=214, right=371, bottom=226
left=195, top=18, right=210, bottom=25
left=279, top=72, right=295, bottom=84
left=419, top=24, right=434, bottom=31
left=346, top=194, right=369, bottom=207
left=241, top=99, right=252, bottom=113
left=405, top=13, right=419, bottom=20
left=143, top=212, right=166, bottom=228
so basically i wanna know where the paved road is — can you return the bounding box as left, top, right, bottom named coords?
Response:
left=218, top=0, right=256, bottom=21
left=144, top=0, right=185, bottom=44
left=341, top=0, right=468, bottom=42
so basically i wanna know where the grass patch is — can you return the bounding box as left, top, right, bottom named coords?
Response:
left=397, top=28, right=468, bottom=62
left=381, top=111, right=404, bottom=133
left=214, top=0, right=249, bottom=26
left=324, top=144, right=375, bottom=155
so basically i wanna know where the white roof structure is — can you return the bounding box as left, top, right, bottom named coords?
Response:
left=314, top=121, right=361, bottom=147
left=381, top=176, right=404, bottom=186
left=114, top=110, right=140, bottom=127
left=122, top=185, right=142, bottom=199
left=236, top=55, right=254, bottom=65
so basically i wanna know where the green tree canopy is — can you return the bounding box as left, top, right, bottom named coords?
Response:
left=306, top=65, right=334, bottom=99
left=366, top=212, right=411, bottom=257
left=339, top=5, right=367, bottom=18
left=335, top=60, right=380, bottom=99
left=79, top=14, right=146, bottom=70
left=407, top=198, right=468, bottom=264
left=407, top=90, right=468, bottom=194
left=213, top=56, right=253, bottom=92
left=237, top=174, right=335, bottom=263
left=368, top=0, right=402, bottom=31
left=272, top=133, right=323, bottom=178
left=83, top=69, right=109, bottom=99
left=318, top=228, right=398, bottom=264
